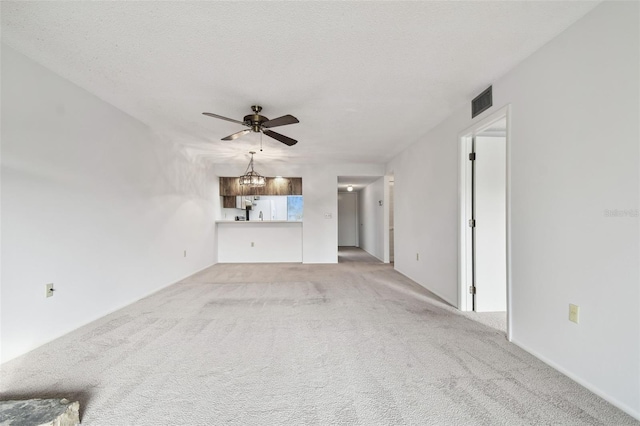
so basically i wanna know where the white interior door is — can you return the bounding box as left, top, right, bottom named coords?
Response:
left=474, top=135, right=507, bottom=312
left=338, top=192, right=358, bottom=246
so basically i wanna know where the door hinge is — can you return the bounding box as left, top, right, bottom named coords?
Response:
left=469, top=286, right=476, bottom=294
left=469, top=152, right=476, bottom=161
left=468, top=219, right=476, bottom=228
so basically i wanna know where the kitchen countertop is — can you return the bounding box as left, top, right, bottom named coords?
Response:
left=215, top=220, right=302, bottom=224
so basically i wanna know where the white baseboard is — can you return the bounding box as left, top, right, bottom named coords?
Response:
left=393, top=267, right=457, bottom=308
left=361, top=247, right=385, bottom=263
left=511, top=338, right=640, bottom=421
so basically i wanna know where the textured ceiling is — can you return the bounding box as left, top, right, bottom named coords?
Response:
left=1, top=1, right=598, bottom=166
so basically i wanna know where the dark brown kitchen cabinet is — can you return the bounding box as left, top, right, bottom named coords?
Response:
left=289, top=178, right=302, bottom=195
left=219, top=177, right=242, bottom=196
left=219, top=177, right=302, bottom=196
left=264, top=177, right=303, bottom=195
left=222, top=196, right=236, bottom=208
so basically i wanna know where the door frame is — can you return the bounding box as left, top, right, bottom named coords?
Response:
left=457, top=104, right=512, bottom=340
left=387, top=174, right=395, bottom=263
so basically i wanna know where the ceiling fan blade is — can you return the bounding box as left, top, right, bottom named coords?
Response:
left=202, top=112, right=246, bottom=126
left=222, top=129, right=251, bottom=141
left=262, top=114, right=299, bottom=128
left=263, top=129, right=298, bottom=146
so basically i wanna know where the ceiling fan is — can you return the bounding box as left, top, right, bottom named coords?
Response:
left=202, top=105, right=299, bottom=146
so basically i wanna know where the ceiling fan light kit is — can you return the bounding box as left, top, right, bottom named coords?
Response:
left=202, top=105, right=299, bottom=146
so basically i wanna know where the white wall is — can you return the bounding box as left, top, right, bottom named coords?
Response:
left=387, top=2, right=639, bottom=418
left=1, top=46, right=218, bottom=363
left=358, top=178, right=385, bottom=260
left=387, top=113, right=461, bottom=304
left=213, top=163, right=384, bottom=263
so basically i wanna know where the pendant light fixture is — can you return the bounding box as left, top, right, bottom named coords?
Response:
left=239, top=151, right=266, bottom=187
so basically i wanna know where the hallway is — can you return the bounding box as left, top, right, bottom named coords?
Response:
left=338, top=246, right=382, bottom=264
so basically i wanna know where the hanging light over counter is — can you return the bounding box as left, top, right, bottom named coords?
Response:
left=239, top=151, right=266, bottom=187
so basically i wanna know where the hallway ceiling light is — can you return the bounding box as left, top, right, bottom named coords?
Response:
left=347, top=185, right=353, bottom=192
left=239, top=151, right=265, bottom=187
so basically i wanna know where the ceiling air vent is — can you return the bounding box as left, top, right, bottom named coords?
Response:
left=471, top=86, right=492, bottom=118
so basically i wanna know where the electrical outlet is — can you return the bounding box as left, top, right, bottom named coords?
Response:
left=569, top=304, right=580, bottom=324
left=324, top=213, right=332, bottom=219
left=251, top=242, right=255, bottom=247
left=416, top=253, right=419, bottom=261
left=46, top=283, right=54, bottom=298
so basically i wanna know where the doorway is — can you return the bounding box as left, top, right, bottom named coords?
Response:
left=337, top=176, right=387, bottom=263
left=338, top=191, right=358, bottom=247
left=459, top=106, right=511, bottom=338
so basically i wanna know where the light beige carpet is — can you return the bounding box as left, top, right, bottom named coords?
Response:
left=1, top=249, right=637, bottom=425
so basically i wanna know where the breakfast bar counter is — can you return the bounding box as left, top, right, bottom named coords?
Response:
left=216, top=221, right=302, bottom=263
